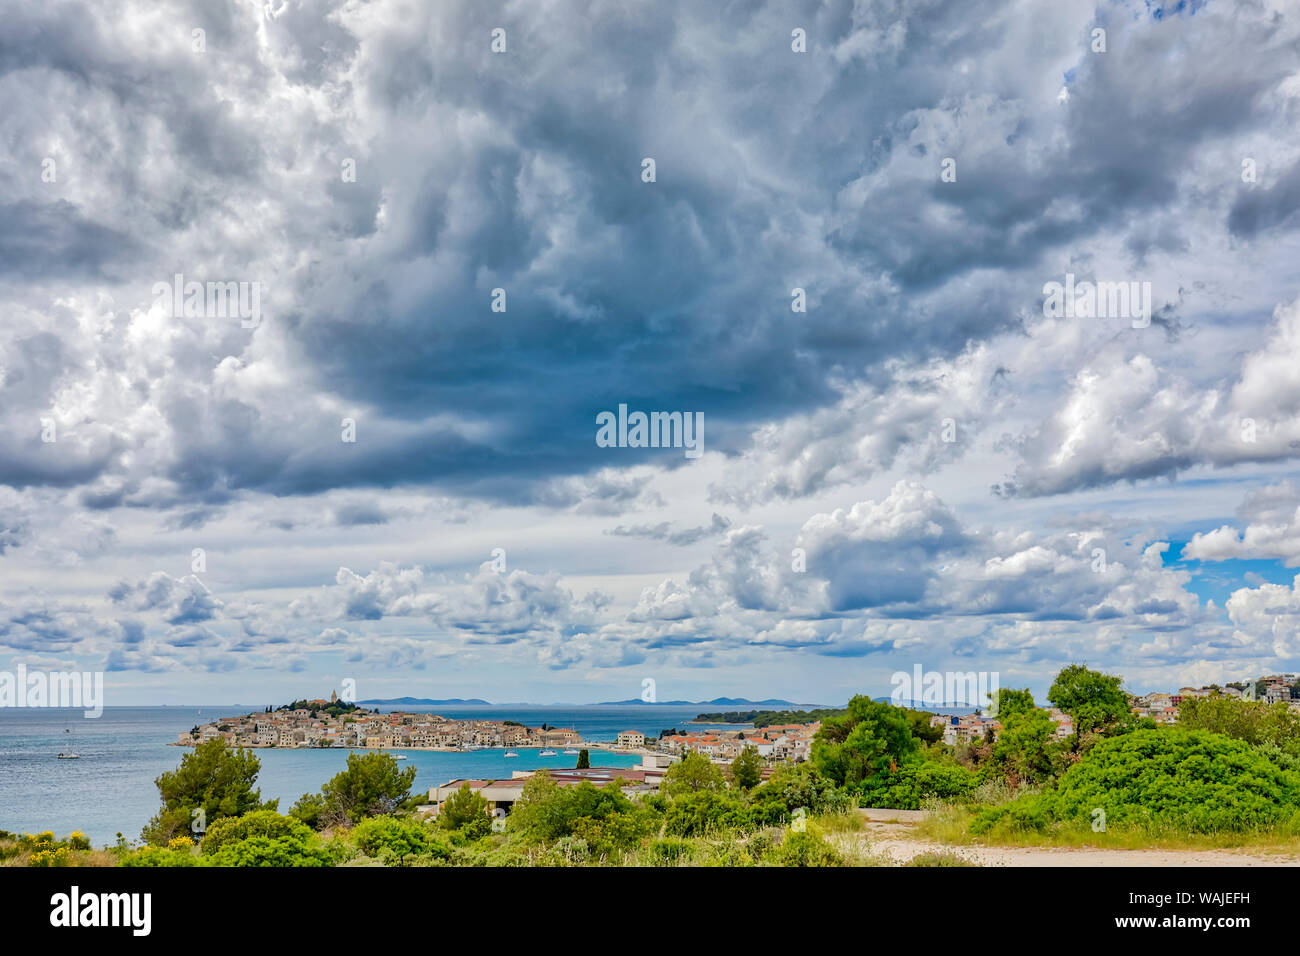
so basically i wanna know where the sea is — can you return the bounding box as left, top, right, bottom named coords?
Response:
left=0, top=704, right=752, bottom=843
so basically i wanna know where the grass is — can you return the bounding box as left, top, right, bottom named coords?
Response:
left=905, top=851, right=977, bottom=867
left=0, top=836, right=119, bottom=868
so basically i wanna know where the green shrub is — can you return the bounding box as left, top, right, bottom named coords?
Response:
left=438, top=783, right=490, bottom=833
left=973, top=729, right=1300, bottom=835
left=506, top=775, right=638, bottom=843
left=120, top=846, right=199, bottom=867
left=661, top=790, right=754, bottom=837
left=200, top=810, right=313, bottom=856
left=748, top=763, right=851, bottom=820
left=645, top=838, right=693, bottom=867
left=569, top=810, right=654, bottom=856
left=352, top=816, right=442, bottom=864
left=864, top=762, right=979, bottom=810
left=208, top=832, right=342, bottom=867
left=762, top=831, right=843, bottom=867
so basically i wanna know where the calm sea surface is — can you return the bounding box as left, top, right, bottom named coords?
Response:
left=0, top=705, right=747, bottom=843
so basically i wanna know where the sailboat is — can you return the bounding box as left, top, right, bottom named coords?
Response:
left=539, top=749, right=558, bottom=757
left=59, top=725, right=80, bottom=758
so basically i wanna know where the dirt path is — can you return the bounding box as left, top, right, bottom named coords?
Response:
left=855, top=812, right=1300, bottom=867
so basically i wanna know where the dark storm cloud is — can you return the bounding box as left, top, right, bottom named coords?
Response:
left=0, top=201, right=140, bottom=280
left=1229, top=157, right=1300, bottom=238
left=13, top=0, right=1290, bottom=504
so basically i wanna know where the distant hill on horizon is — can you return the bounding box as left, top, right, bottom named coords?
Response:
left=358, top=697, right=492, bottom=706
left=873, top=696, right=980, bottom=715
left=595, top=697, right=833, bottom=707
left=354, top=695, right=844, bottom=708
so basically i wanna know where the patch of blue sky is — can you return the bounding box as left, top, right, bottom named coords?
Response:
left=1164, top=541, right=1295, bottom=612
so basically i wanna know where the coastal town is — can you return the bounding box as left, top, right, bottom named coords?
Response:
left=175, top=692, right=823, bottom=762
left=177, top=675, right=1300, bottom=758
left=922, top=677, right=1300, bottom=744
left=176, top=692, right=585, bottom=752
left=1129, top=675, right=1300, bottom=723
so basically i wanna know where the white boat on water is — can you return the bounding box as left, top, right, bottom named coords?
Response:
left=57, top=753, right=80, bottom=759
left=394, top=754, right=408, bottom=760
left=562, top=748, right=579, bottom=755
left=504, top=751, right=519, bottom=758
left=539, top=749, right=558, bottom=757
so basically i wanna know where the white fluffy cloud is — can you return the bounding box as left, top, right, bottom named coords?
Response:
left=4, top=0, right=1300, bottom=700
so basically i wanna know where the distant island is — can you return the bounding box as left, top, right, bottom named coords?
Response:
left=355, top=695, right=827, bottom=708
left=693, top=706, right=849, bottom=726
left=597, top=697, right=817, bottom=707
left=358, top=697, right=491, bottom=706
left=694, top=700, right=979, bottom=727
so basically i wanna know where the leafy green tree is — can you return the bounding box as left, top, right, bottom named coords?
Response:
left=811, top=695, right=918, bottom=790
left=308, top=751, right=418, bottom=827
left=439, top=783, right=490, bottom=832
left=904, top=708, right=943, bottom=745
left=661, top=752, right=726, bottom=795
left=992, top=706, right=1056, bottom=784
left=993, top=687, right=1036, bottom=721
left=576, top=748, right=590, bottom=770
left=730, top=746, right=763, bottom=790
left=289, top=791, right=326, bottom=829
left=1178, top=695, right=1300, bottom=755
left=1047, top=665, right=1130, bottom=746
left=142, top=739, right=275, bottom=845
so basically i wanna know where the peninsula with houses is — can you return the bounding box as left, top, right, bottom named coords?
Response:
left=175, top=692, right=586, bottom=751
left=175, top=691, right=823, bottom=761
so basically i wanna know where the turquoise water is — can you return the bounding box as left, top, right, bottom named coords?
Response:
left=0, top=705, right=728, bottom=843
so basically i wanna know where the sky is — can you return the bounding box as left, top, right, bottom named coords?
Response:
left=3, top=0, right=1300, bottom=706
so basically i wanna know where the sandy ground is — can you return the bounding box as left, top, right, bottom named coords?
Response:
left=855, top=809, right=1300, bottom=867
